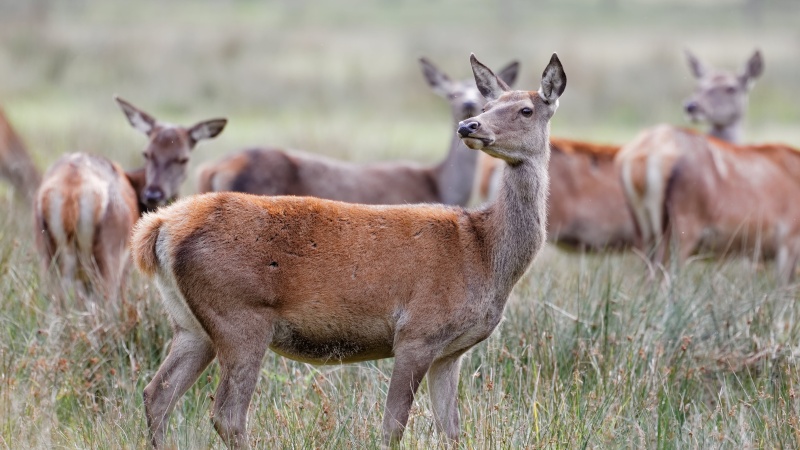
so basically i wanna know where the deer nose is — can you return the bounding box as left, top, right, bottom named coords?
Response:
left=458, top=121, right=480, bottom=137
left=143, top=187, right=165, bottom=205
left=684, top=101, right=699, bottom=114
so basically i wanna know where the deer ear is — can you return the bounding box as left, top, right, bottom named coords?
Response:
left=739, top=49, right=764, bottom=89
left=496, top=60, right=520, bottom=88
left=188, top=118, right=227, bottom=146
left=419, top=57, right=453, bottom=98
left=684, top=49, right=706, bottom=79
left=538, top=53, right=566, bottom=104
left=115, top=96, right=157, bottom=136
left=470, top=53, right=509, bottom=101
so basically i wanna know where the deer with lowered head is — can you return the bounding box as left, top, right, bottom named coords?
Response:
left=615, top=49, right=764, bottom=259
left=130, top=53, right=566, bottom=448
left=195, top=57, right=519, bottom=206
left=34, top=97, right=226, bottom=298
left=0, top=107, right=41, bottom=201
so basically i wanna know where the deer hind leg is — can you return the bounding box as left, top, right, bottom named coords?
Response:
left=427, top=353, right=464, bottom=442
left=382, top=345, right=436, bottom=447
left=211, top=314, right=273, bottom=449
left=144, top=327, right=216, bottom=449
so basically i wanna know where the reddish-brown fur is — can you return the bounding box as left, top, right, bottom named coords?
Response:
left=196, top=58, right=520, bottom=207
left=130, top=53, right=566, bottom=448
left=658, top=130, right=800, bottom=280
left=33, top=97, right=226, bottom=299
left=615, top=50, right=764, bottom=258
left=0, top=107, right=41, bottom=200
left=478, top=137, right=635, bottom=250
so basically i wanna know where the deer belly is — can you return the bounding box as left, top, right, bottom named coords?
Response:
left=269, top=318, right=394, bottom=365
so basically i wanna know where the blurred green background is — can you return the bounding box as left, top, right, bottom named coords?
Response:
left=1, top=0, right=798, bottom=190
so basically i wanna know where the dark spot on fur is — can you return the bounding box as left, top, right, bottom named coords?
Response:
left=269, top=261, right=279, bottom=268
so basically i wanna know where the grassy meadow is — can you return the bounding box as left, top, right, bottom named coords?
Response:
left=2, top=0, right=800, bottom=448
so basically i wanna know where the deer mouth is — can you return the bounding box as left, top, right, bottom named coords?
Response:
left=461, top=136, right=494, bottom=150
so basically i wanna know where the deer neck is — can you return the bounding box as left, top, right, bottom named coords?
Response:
left=433, top=131, right=479, bottom=206
left=483, top=135, right=550, bottom=296
left=125, top=168, right=150, bottom=216
left=709, top=120, right=742, bottom=144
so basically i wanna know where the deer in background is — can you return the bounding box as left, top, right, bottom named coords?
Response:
left=476, top=130, right=635, bottom=250
left=662, top=134, right=800, bottom=282
left=34, top=97, right=226, bottom=299
left=130, top=53, right=565, bottom=448
left=0, top=107, right=41, bottom=201
left=196, top=57, right=519, bottom=206
left=615, top=50, right=763, bottom=261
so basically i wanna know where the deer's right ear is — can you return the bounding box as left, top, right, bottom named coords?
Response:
left=684, top=49, right=705, bottom=79
left=419, top=57, right=452, bottom=98
left=538, top=53, right=566, bottom=105
left=115, top=96, right=156, bottom=136
left=470, top=53, right=509, bottom=101
left=496, top=60, right=520, bottom=88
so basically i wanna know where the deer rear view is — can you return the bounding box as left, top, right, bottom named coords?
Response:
left=131, top=53, right=566, bottom=448
left=196, top=57, right=519, bottom=206
left=34, top=97, right=226, bottom=299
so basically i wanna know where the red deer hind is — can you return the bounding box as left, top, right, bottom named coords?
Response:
left=615, top=50, right=763, bottom=261
left=130, top=53, right=566, bottom=448
left=0, top=107, right=41, bottom=201
left=196, top=57, right=519, bottom=206
left=34, top=97, right=226, bottom=298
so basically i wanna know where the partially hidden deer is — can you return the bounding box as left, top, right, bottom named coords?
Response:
left=615, top=50, right=764, bottom=260
left=130, top=53, right=566, bottom=448
left=478, top=136, right=636, bottom=250
left=196, top=57, right=519, bottom=206
left=661, top=132, right=800, bottom=281
left=0, top=107, right=41, bottom=201
left=34, top=97, right=226, bottom=298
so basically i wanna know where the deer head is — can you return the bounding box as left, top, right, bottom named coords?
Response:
left=458, top=53, right=566, bottom=165
left=115, top=96, right=227, bottom=210
left=683, top=49, right=763, bottom=139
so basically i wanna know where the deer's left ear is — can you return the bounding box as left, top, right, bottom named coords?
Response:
left=470, top=53, right=510, bottom=102
left=188, top=119, right=227, bottom=147
left=538, top=53, right=567, bottom=105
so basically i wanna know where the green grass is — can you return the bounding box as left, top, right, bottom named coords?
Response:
left=2, top=0, right=800, bottom=448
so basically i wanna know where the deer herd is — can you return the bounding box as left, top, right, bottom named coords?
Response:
left=0, top=49, right=796, bottom=447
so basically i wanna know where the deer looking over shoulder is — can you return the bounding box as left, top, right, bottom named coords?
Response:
left=130, top=53, right=565, bottom=448
left=615, top=50, right=763, bottom=258
left=34, top=97, right=226, bottom=298
left=196, top=58, right=519, bottom=206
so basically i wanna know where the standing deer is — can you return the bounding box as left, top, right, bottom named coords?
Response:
left=615, top=50, right=763, bottom=258
left=0, top=107, right=41, bottom=201
left=478, top=137, right=635, bottom=250
left=130, top=53, right=566, bottom=448
left=34, top=97, right=226, bottom=298
left=195, top=58, right=519, bottom=206
left=662, top=134, right=800, bottom=281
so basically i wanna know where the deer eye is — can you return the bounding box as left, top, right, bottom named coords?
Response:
left=520, top=107, right=533, bottom=117
left=175, top=158, right=189, bottom=165
left=725, top=86, right=737, bottom=94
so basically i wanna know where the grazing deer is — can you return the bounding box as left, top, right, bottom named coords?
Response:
left=34, top=97, right=226, bottom=298
left=615, top=50, right=763, bottom=257
left=130, top=53, right=566, bottom=448
left=0, top=107, right=41, bottom=201
left=662, top=133, right=800, bottom=281
left=478, top=138, right=635, bottom=250
left=195, top=58, right=519, bottom=206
